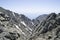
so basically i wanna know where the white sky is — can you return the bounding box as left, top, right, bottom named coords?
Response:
left=0, top=0, right=60, bottom=19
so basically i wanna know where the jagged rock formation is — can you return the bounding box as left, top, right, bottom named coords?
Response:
left=0, top=12, right=20, bottom=40
left=29, top=13, right=60, bottom=40
left=0, top=7, right=35, bottom=40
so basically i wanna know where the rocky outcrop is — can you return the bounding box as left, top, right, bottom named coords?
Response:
left=0, top=12, right=20, bottom=40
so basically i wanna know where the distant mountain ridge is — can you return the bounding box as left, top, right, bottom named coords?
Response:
left=32, top=14, right=48, bottom=26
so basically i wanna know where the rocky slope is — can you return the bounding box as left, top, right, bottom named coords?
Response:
left=29, top=13, right=60, bottom=40
left=0, top=7, right=60, bottom=40
left=32, top=14, right=48, bottom=29
left=0, top=7, right=35, bottom=40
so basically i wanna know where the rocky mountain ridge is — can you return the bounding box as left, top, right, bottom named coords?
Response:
left=29, top=13, right=60, bottom=40
left=0, top=7, right=60, bottom=40
left=0, top=7, right=35, bottom=40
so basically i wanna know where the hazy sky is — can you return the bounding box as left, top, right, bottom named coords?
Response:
left=0, top=0, right=60, bottom=19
